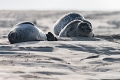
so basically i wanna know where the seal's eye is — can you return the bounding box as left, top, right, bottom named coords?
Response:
left=79, top=23, right=87, bottom=29
left=81, top=26, right=87, bottom=30
left=8, top=32, right=17, bottom=44
left=79, top=23, right=92, bottom=31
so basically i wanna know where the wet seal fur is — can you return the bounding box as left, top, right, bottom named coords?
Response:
left=8, top=22, right=57, bottom=44
left=53, top=12, right=94, bottom=37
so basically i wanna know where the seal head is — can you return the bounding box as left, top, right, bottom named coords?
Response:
left=59, top=20, right=94, bottom=37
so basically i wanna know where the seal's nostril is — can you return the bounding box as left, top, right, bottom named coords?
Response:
left=88, top=28, right=91, bottom=31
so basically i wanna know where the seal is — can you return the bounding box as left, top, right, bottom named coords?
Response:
left=53, top=12, right=94, bottom=37
left=59, top=20, right=94, bottom=37
left=8, top=22, right=57, bottom=44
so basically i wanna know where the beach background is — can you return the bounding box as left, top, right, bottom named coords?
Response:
left=0, top=0, right=120, bottom=80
